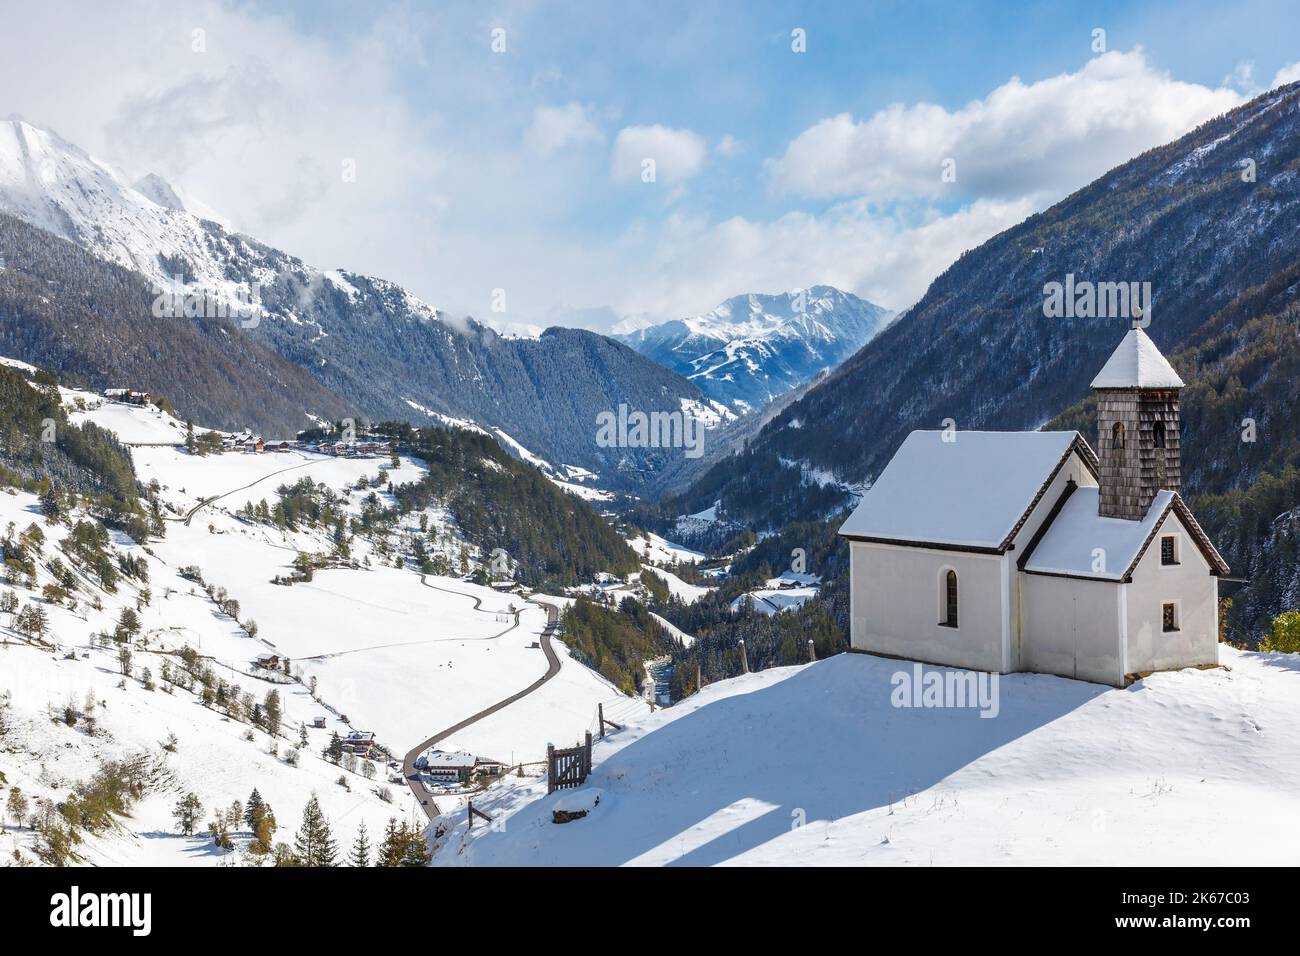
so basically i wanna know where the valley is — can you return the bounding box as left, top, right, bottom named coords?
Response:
left=0, top=15, right=1297, bottom=881
left=0, top=386, right=658, bottom=865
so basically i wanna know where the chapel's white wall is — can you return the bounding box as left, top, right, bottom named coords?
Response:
left=1007, top=448, right=1098, bottom=670
left=1125, top=512, right=1218, bottom=674
left=1018, top=573, right=1124, bottom=686
left=850, top=541, right=1006, bottom=672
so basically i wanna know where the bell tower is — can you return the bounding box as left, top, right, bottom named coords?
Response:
left=1091, top=325, right=1184, bottom=521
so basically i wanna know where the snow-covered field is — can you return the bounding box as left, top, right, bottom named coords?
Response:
left=0, top=395, right=651, bottom=864
left=628, top=531, right=705, bottom=565
left=437, top=648, right=1300, bottom=866
left=642, top=564, right=711, bottom=605
left=129, top=447, right=649, bottom=766
left=0, top=486, right=412, bottom=865
left=67, top=397, right=188, bottom=445
left=729, top=586, right=818, bottom=615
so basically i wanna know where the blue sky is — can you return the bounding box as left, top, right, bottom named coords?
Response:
left=5, top=1, right=1300, bottom=328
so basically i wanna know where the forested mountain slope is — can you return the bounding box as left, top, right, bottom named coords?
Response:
left=0, top=212, right=350, bottom=436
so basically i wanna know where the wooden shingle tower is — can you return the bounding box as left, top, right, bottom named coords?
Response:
left=1091, top=324, right=1185, bottom=521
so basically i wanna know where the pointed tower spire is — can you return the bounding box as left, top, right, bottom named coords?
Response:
left=1093, top=328, right=1183, bottom=520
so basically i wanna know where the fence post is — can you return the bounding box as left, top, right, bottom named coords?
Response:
left=467, top=800, right=473, bottom=829
left=546, top=743, right=555, bottom=795
left=808, top=638, right=816, bottom=662
left=584, top=731, right=593, bottom=778
left=739, top=639, right=749, bottom=674
left=695, top=660, right=702, bottom=694
left=598, top=702, right=605, bottom=738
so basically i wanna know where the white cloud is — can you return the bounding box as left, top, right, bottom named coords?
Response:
left=600, top=197, right=1035, bottom=322
left=524, top=102, right=604, bottom=156
left=1272, top=61, right=1300, bottom=87
left=0, top=5, right=1284, bottom=335
left=1223, top=61, right=1257, bottom=93
left=716, top=134, right=743, bottom=157
left=0, top=0, right=454, bottom=289
left=768, top=50, right=1244, bottom=202
left=611, top=124, right=707, bottom=183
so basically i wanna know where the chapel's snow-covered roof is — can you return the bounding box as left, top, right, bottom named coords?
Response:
left=838, top=430, right=1089, bottom=550
left=1023, top=488, right=1174, bottom=580
left=1023, top=487, right=1229, bottom=579
left=1090, top=328, right=1185, bottom=389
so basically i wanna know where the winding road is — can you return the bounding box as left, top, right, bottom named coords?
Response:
left=402, top=595, right=562, bottom=820
left=151, top=452, right=566, bottom=822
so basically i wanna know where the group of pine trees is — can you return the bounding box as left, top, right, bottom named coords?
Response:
left=0, top=363, right=150, bottom=540
left=560, top=596, right=678, bottom=696
left=173, top=788, right=427, bottom=866
left=0, top=209, right=348, bottom=437
left=381, top=420, right=640, bottom=589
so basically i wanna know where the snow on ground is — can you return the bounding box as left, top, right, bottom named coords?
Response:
left=673, top=503, right=721, bottom=539
left=69, top=400, right=188, bottom=445
left=552, top=480, right=613, bottom=502
left=130, top=445, right=419, bottom=511
left=436, top=647, right=1300, bottom=866
left=130, top=451, right=648, bottom=767
left=0, top=488, right=412, bottom=865
left=60, top=383, right=193, bottom=446
left=0, top=355, right=38, bottom=373
left=729, top=587, right=818, bottom=616
left=491, top=428, right=552, bottom=472
left=402, top=400, right=491, bottom=437
left=628, top=531, right=704, bottom=565
left=642, top=564, right=711, bottom=606
left=489, top=428, right=614, bottom=502
left=767, top=571, right=820, bottom=588
left=649, top=612, right=694, bottom=649
left=0, top=638, right=405, bottom=866
left=1, top=395, right=653, bottom=863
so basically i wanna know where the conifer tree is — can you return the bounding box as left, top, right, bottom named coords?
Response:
left=376, top=818, right=403, bottom=867
left=293, top=794, right=337, bottom=866
left=244, top=788, right=265, bottom=829
left=399, top=821, right=431, bottom=867
left=348, top=820, right=371, bottom=867
left=324, top=731, right=343, bottom=763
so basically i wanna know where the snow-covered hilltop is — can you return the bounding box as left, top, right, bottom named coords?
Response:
left=618, top=286, right=893, bottom=411
left=437, top=648, right=1300, bottom=866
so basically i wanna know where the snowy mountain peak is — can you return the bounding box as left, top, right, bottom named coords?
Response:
left=133, top=172, right=234, bottom=230
left=0, top=118, right=245, bottom=296
left=618, top=286, right=893, bottom=411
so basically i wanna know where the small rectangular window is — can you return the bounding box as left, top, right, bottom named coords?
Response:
left=1162, top=602, right=1178, bottom=632
left=1160, top=535, right=1178, bottom=565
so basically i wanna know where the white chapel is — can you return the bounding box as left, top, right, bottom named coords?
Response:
left=839, top=327, right=1229, bottom=686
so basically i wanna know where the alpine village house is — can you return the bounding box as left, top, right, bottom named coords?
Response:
left=839, top=326, right=1229, bottom=687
